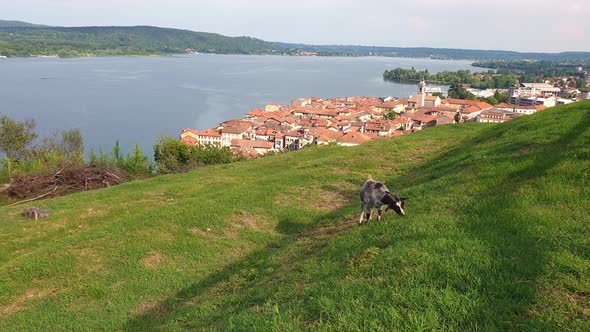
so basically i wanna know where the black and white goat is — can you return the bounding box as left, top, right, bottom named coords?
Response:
left=359, top=175, right=407, bottom=224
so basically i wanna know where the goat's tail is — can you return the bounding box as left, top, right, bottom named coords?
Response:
left=367, top=174, right=373, bottom=181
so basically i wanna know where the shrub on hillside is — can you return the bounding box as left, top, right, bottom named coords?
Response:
left=153, top=136, right=237, bottom=174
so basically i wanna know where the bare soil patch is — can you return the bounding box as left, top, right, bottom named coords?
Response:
left=1, top=288, right=57, bottom=317
left=134, top=301, right=168, bottom=318
left=142, top=251, right=164, bottom=268
left=275, top=184, right=353, bottom=212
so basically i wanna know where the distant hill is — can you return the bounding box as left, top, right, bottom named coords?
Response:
left=0, top=20, right=49, bottom=28
left=0, top=25, right=287, bottom=57
left=1, top=21, right=590, bottom=61
left=275, top=42, right=590, bottom=61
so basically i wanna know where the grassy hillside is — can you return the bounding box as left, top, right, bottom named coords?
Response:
left=0, top=26, right=286, bottom=57
left=1, top=102, right=589, bottom=330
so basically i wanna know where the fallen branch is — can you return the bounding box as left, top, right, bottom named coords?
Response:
left=1, top=186, right=58, bottom=208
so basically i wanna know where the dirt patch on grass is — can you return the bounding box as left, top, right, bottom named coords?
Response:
left=76, top=247, right=105, bottom=274
left=83, top=207, right=109, bottom=219
left=1, top=288, right=57, bottom=317
left=570, top=292, right=590, bottom=315
left=298, top=219, right=357, bottom=240
left=191, top=227, right=214, bottom=237
left=316, top=190, right=349, bottom=211
left=275, top=184, right=352, bottom=212
left=142, top=251, right=164, bottom=268
left=226, top=212, right=277, bottom=237
left=134, top=301, right=168, bottom=318
left=190, top=212, right=278, bottom=239
left=230, top=212, right=273, bottom=232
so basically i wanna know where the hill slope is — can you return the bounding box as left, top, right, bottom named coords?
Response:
left=1, top=102, right=590, bottom=330
left=0, top=26, right=285, bottom=57
left=0, top=20, right=49, bottom=28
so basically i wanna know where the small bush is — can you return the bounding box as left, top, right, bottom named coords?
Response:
left=153, top=136, right=238, bottom=174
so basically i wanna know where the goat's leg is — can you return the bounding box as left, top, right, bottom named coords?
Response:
left=377, top=208, right=383, bottom=221
left=367, top=208, right=374, bottom=223
left=359, top=205, right=365, bottom=225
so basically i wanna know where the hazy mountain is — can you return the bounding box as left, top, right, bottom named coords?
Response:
left=0, top=20, right=50, bottom=28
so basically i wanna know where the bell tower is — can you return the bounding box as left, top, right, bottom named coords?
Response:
left=417, top=79, right=427, bottom=107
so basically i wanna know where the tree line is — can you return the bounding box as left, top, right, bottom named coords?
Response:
left=383, top=67, right=519, bottom=89
left=0, top=26, right=287, bottom=58
left=0, top=115, right=241, bottom=190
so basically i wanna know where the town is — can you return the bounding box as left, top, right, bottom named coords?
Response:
left=180, top=80, right=580, bottom=158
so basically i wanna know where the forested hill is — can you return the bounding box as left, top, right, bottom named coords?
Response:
left=0, top=25, right=287, bottom=57
left=2, top=22, right=590, bottom=60
left=275, top=42, right=590, bottom=61
left=0, top=20, right=50, bottom=28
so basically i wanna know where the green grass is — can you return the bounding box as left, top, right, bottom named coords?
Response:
left=1, top=101, right=590, bottom=331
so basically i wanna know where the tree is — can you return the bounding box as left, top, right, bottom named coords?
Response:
left=575, top=78, right=587, bottom=89
left=0, top=115, right=37, bottom=160
left=383, top=111, right=397, bottom=120
left=125, top=144, right=150, bottom=177
left=447, top=84, right=476, bottom=100
left=153, top=136, right=192, bottom=174
left=111, top=140, right=124, bottom=167
left=61, top=129, right=84, bottom=159
left=0, top=116, right=37, bottom=179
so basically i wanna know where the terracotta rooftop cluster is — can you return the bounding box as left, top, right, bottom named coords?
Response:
left=180, top=92, right=552, bottom=158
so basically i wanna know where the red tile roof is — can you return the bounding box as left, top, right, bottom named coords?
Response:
left=181, top=128, right=199, bottom=135
left=181, top=136, right=198, bottom=145
left=222, top=121, right=252, bottom=134
left=198, top=129, right=222, bottom=137
left=340, top=132, right=372, bottom=144
left=231, top=139, right=274, bottom=149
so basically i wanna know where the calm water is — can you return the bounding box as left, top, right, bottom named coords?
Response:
left=0, top=54, right=477, bottom=154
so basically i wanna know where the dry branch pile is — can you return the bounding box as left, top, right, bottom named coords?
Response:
left=5, top=166, right=128, bottom=199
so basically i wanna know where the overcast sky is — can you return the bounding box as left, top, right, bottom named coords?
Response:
left=2, top=0, right=588, bottom=52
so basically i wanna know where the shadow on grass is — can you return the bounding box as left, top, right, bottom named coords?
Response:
left=124, top=205, right=357, bottom=331
left=124, top=106, right=590, bottom=330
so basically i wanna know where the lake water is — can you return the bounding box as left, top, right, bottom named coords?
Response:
left=0, top=55, right=477, bottom=154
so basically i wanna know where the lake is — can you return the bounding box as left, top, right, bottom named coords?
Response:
left=0, top=54, right=478, bottom=154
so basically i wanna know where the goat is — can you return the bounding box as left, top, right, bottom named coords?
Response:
left=359, top=175, right=407, bottom=224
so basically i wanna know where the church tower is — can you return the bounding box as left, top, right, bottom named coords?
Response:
left=417, top=79, right=427, bottom=107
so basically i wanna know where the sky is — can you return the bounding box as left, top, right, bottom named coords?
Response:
left=2, top=0, right=589, bottom=53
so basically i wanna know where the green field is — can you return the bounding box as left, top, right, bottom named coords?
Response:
left=1, top=102, right=589, bottom=330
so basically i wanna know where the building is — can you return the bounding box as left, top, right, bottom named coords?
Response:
left=220, top=121, right=252, bottom=147
left=230, top=139, right=275, bottom=156
left=477, top=109, right=516, bottom=123
left=197, top=129, right=223, bottom=146
left=338, top=132, right=372, bottom=146
left=180, top=128, right=199, bottom=145
left=410, top=80, right=441, bottom=108
left=509, top=83, right=561, bottom=98
left=495, top=103, right=547, bottom=115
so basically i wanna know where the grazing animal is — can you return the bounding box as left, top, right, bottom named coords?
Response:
left=359, top=175, right=407, bottom=224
